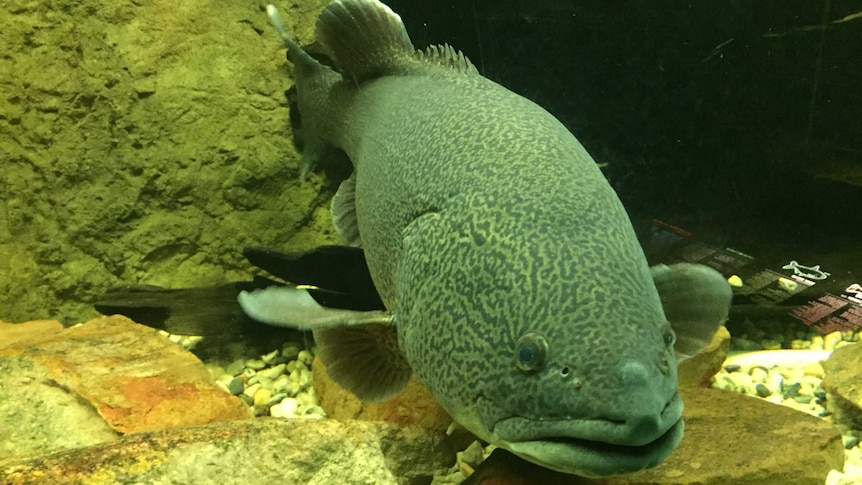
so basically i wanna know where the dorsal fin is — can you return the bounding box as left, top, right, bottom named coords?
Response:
left=415, top=43, right=479, bottom=74
left=315, top=0, right=415, bottom=82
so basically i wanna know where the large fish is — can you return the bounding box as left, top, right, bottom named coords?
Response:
left=240, top=0, right=731, bottom=477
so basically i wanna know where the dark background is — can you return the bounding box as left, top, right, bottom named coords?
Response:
left=387, top=0, right=862, bottom=257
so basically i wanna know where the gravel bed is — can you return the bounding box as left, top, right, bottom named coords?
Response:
left=715, top=330, right=862, bottom=485
left=160, top=327, right=862, bottom=483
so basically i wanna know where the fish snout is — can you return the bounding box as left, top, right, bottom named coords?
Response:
left=606, top=358, right=682, bottom=445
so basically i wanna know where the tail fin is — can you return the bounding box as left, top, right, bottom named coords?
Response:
left=315, top=0, right=415, bottom=82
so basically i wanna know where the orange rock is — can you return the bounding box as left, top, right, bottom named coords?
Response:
left=0, top=315, right=250, bottom=434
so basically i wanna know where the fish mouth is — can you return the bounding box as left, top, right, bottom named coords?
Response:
left=497, top=417, right=683, bottom=477
left=490, top=395, right=684, bottom=477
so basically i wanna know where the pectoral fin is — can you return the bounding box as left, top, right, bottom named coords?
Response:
left=651, top=263, right=733, bottom=363
left=238, top=286, right=391, bottom=329
left=237, top=285, right=410, bottom=401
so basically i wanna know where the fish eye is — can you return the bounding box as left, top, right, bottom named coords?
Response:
left=663, top=327, right=676, bottom=347
left=514, top=332, right=548, bottom=373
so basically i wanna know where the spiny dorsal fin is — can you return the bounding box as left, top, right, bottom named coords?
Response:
left=315, top=0, right=415, bottom=82
left=415, top=43, right=479, bottom=74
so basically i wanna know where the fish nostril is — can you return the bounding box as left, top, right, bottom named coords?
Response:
left=620, top=359, right=649, bottom=387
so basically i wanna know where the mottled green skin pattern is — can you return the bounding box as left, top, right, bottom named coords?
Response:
left=294, top=14, right=680, bottom=469
left=320, top=63, right=677, bottom=462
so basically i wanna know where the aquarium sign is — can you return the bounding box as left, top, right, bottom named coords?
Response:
left=844, top=283, right=862, bottom=304
left=782, top=260, right=830, bottom=281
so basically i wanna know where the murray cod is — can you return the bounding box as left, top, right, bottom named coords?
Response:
left=239, top=0, right=732, bottom=477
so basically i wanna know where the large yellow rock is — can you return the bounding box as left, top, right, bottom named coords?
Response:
left=466, top=386, right=844, bottom=485
left=677, top=325, right=731, bottom=387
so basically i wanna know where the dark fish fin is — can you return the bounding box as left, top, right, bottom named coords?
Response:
left=94, top=281, right=267, bottom=336
left=243, top=245, right=384, bottom=311
left=331, top=172, right=360, bottom=246
left=314, top=0, right=415, bottom=82
left=651, top=263, right=733, bottom=363
left=92, top=281, right=307, bottom=359
left=314, top=323, right=412, bottom=402
left=237, top=285, right=392, bottom=329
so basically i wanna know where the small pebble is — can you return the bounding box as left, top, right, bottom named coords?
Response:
left=243, top=383, right=262, bottom=398
left=749, top=367, right=768, bottom=383
left=782, top=382, right=801, bottom=399
left=296, top=391, right=317, bottom=406
left=255, top=375, right=274, bottom=390
left=245, top=359, right=266, bottom=370
left=824, top=331, right=843, bottom=351
left=300, top=404, right=326, bottom=418
left=298, top=350, right=314, bottom=366
left=224, top=359, right=245, bottom=377
left=790, top=339, right=811, bottom=349
left=258, top=363, right=286, bottom=380
left=261, top=349, right=280, bottom=364
left=803, top=363, right=824, bottom=378
left=225, top=377, right=244, bottom=395
left=760, top=339, right=782, bottom=350
left=238, top=394, right=254, bottom=406
left=754, top=383, right=771, bottom=397
left=271, top=397, right=299, bottom=418
left=281, top=342, right=302, bottom=361
left=731, top=338, right=763, bottom=351
left=253, top=388, right=273, bottom=407
left=299, top=368, right=313, bottom=388
left=268, top=393, right=287, bottom=406
left=844, top=435, right=860, bottom=449
left=810, top=335, right=824, bottom=350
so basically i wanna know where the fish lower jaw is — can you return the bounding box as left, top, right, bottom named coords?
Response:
left=498, top=417, right=684, bottom=477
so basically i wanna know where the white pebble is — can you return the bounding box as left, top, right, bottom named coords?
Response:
left=749, top=367, right=769, bottom=383
left=766, top=370, right=784, bottom=392
left=271, top=397, right=299, bottom=418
